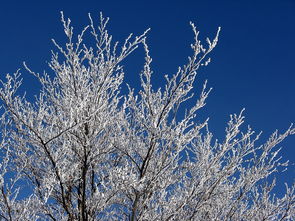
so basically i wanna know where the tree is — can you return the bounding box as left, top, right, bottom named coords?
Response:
left=0, top=12, right=294, bottom=221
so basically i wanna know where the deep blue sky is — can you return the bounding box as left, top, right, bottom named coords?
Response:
left=0, top=0, right=294, bottom=196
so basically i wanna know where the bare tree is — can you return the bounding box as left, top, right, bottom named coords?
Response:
left=0, top=12, right=294, bottom=221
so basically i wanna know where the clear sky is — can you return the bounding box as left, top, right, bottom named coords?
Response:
left=0, top=0, right=294, bottom=196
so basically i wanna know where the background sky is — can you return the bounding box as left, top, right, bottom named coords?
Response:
left=0, top=0, right=294, bottom=197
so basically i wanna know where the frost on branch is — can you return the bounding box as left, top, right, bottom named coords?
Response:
left=0, top=12, right=294, bottom=220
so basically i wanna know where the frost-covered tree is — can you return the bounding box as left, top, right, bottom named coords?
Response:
left=0, top=13, right=294, bottom=221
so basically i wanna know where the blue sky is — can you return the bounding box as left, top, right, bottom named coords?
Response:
left=0, top=0, right=294, bottom=196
